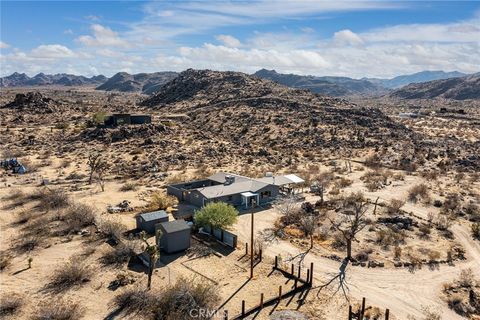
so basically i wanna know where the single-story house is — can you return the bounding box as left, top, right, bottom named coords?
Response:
left=104, top=114, right=152, bottom=127
left=156, top=220, right=191, bottom=253
left=167, top=172, right=304, bottom=209
left=136, top=210, right=169, bottom=234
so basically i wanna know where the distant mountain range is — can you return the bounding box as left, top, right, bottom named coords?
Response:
left=2, top=69, right=477, bottom=100
left=366, top=70, right=467, bottom=89
left=95, top=71, right=178, bottom=94
left=0, top=72, right=107, bottom=87
left=389, top=73, right=480, bottom=100
left=253, top=69, right=388, bottom=97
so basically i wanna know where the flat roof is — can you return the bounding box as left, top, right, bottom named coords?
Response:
left=139, top=210, right=168, bottom=222
left=158, top=219, right=190, bottom=234
left=257, top=174, right=305, bottom=186
left=197, top=180, right=269, bottom=199
left=207, top=172, right=251, bottom=184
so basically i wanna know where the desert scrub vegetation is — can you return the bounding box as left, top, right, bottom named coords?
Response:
left=0, top=294, right=23, bottom=317
left=0, top=251, right=12, bottom=271
left=120, top=182, right=138, bottom=192
left=100, top=241, right=140, bottom=268
left=361, top=169, right=390, bottom=191
left=33, top=299, right=85, bottom=320
left=386, top=198, right=405, bottom=215
left=408, top=184, right=431, bottom=204
left=44, top=260, right=92, bottom=294
left=35, top=188, right=70, bottom=211
left=147, top=191, right=178, bottom=211
left=472, top=223, right=480, bottom=240
left=442, top=268, right=480, bottom=318
left=58, top=203, right=96, bottom=233
left=97, top=218, right=127, bottom=243
left=112, top=277, right=220, bottom=319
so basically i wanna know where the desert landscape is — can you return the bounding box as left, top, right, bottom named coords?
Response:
left=1, top=1, right=480, bottom=320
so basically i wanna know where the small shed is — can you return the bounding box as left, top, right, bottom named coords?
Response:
left=156, top=220, right=191, bottom=253
left=136, top=210, right=168, bottom=234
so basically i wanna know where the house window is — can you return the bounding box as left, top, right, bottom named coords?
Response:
left=261, top=191, right=272, bottom=199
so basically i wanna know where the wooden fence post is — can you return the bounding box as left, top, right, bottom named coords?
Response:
left=306, top=269, right=310, bottom=284
left=259, top=249, right=262, bottom=261
left=310, top=262, right=314, bottom=285
left=245, top=243, right=248, bottom=255
left=278, top=286, right=282, bottom=300
left=348, top=305, right=352, bottom=320
left=297, top=264, right=301, bottom=278
left=291, top=264, right=294, bottom=276
left=223, top=310, right=228, bottom=320
left=294, top=277, right=298, bottom=289
left=241, top=300, right=245, bottom=317
left=274, top=256, right=278, bottom=269
left=260, top=293, right=264, bottom=309
left=360, top=297, right=366, bottom=320
left=385, top=309, right=390, bottom=320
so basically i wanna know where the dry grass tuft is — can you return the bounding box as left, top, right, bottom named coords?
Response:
left=33, top=299, right=84, bottom=320
left=0, top=294, right=23, bottom=317
left=44, top=261, right=92, bottom=294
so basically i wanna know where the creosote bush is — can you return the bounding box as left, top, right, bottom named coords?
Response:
left=44, top=260, right=92, bottom=293
left=148, top=192, right=178, bottom=211
left=0, top=294, right=23, bottom=317
left=408, top=184, right=430, bottom=204
left=36, top=188, right=70, bottom=211
left=112, top=278, right=220, bottom=320
left=33, top=300, right=84, bottom=320
left=120, top=182, right=138, bottom=192
left=61, top=203, right=96, bottom=233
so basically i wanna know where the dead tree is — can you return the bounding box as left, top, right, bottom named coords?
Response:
left=273, top=195, right=300, bottom=225
left=315, top=171, right=334, bottom=204
left=299, top=215, right=318, bottom=249
left=87, top=152, right=102, bottom=184
left=330, top=193, right=370, bottom=260
left=95, top=159, right=109, bottom=192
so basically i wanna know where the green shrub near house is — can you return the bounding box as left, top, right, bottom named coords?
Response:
left=194, top=202, right=239, bottom=230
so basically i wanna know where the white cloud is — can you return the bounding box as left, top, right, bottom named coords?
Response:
left=0, top=41, right=10, bottom=49
left=215, top=35, right=241, bottom=48
left=30, top=44, right=76, bottom=59
left=64, top=29, right=74, bottom=35
left=77, top=24, right=130, bottom=48
left=333, top=29, right=364, bottom=46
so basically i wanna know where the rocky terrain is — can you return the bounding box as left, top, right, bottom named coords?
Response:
left=254, top=69, right=388, bottom=97
left=1, top=91, right=61, bottom=114
left=390, top=73, right=480, bottom=100
left=95, top=71, right=178, bottom=94
left=0, top=72, right=107, bottom=87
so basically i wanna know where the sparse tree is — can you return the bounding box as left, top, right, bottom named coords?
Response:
left=299, top=215, right=318, bottom=249
left=315, top=171, right=334, bottom=204
left=87, top=152, right=103, bottom=185
left=95, top=160, right=109, bottom=192
left=330, top=192, right=371, bottom=260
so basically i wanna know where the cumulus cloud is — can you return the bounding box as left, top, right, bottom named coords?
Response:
left=30, top=44, right=77, bottom=59
left=0, top=41, right=10, bottom=49
left=215, top=35, right=241, bottom=47
left=77, top=24, right=130, bottom=48
left=333, top=29, right=364, bottom=46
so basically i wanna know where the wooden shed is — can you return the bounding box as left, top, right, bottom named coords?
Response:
left=155, top=220, right=191, bottom=253
left=136, top=210, right=168, bottom=234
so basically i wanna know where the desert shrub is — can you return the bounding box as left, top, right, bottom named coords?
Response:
left=0, top=294, right=23, bottom=317
left=14, top=210, right=35, bottom=225
left=393, top=246, right=402, bottom=260
left=335, top=177, right=353, bottom=189
left=97, top=218, right=127, bottom=241
left=354, top=248, right=372, bottom=262
left=0, top=251, right=12, bottom=271
left=92, top=111, right=107, bottom=125
left=65, top=172, right=86, bottom=180
left=392, top=172, right=405, bottom=181
left=364, top=154, right=381, bottom=168
left=154, top=277, right=220, bottom=320
left=387, top=198, right=405, bottom=215
left=35, top=188, right=70, bottom=211
left=472, top=223, right=480, bottom=240
left=361, top=169, right=388, bottom=191
left=465, top=202, right=479, bottom=221
left=148, top=192, right=178, bottom=211
left=331, top=232, right=346, bottom=250
left=55, top=122, right=69, bottom=130
left=446, top=294, right=470, bottom=317
left=442, top=194, right=461, bottom=216
left=44, top=261, right=92, bottom=293
left=408, top=184, right=430, bottom=204
left=427, top=250, right=441, bottom=262
left=407, top=253, right=423, bottom=271
left=33, top=300, right=84, bottom=320
left=434, top=215, right=452, bottom=231
left=375, top=228, right=405, bottom=249
left=120, top=182, right=138, bottom=192
left=100, top=241, right=140, bottom=268
left=417, top=224, right=432, bottom=239
left=61, top=203, right=96, bottom=233
left=14, top=236, right=42, bottom=253
left=195, top=202, right=238, bottom=230
left=112, top=287, right=157, bottom=318
left=458, top=268, right=474, bottom=287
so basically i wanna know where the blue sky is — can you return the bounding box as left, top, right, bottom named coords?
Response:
left=1, top=1, right=479, bottom=78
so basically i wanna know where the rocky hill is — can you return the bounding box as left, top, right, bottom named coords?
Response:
left=95, top=71, right=178, bottom=94
left=0, top=72, right=107, bottom=87
left=367, top=70, right=467, bottom=89
left=139, top=69, right=413, bottom=165
left=389, top=73, right=480, bottom=100
left=253, top=69, right=387, bottom=97
left=1, top=91, right=61, bottom=113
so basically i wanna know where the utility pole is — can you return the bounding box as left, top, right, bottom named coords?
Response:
left=250, top=209, right=254, bottom=278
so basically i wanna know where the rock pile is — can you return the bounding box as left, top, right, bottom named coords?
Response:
left=2, top=92, right=59, bottom=113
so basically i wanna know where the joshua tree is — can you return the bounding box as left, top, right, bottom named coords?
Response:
left=87, top=152, right=102, bottom=184
left=140, top=231, right=161, bottom=290
left=330, top=193, right=370, bottom=260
